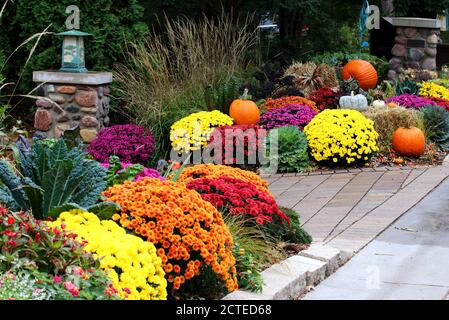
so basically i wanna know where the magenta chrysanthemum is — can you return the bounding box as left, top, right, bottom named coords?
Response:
left=87, top=125, right=155, bottom=163
left=386, top=94, right=436, bottom=109
left=259, top=104, right=317, bottom=130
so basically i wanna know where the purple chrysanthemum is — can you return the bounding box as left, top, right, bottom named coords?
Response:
left=386, top=94, right=436, bottom=109
left=87, top=124, right=155, bottom=163
left=259, top=104, right=318, bottom=130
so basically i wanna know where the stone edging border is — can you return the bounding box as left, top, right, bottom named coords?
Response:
left=223, top=244, right=352, bottom=300
left=261, top=165, right=431, bottom=179
left=261, top=153, right=449, bottom=179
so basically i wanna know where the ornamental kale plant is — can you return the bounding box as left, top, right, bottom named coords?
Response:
left=87, top=125, right=155, bottom=164
left=268, top=126, right=310, bottom=173
left=0, top=139, right=112, bottom=219
left=386, top=94, right=436, bottom=109
left=259, top=104, right=317, bottom=130
left=421, top=105, right=449, bottom=150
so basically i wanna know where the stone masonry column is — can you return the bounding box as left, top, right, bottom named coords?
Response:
left=32, top=71, right=112, bottom=142
left=384, top=17, right=442, bottom=81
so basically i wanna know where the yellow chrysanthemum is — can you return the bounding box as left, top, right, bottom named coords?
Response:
left=304, top=109, right=379, bottom=165
left=48, top=209, right=167, bottom=300
left=170, top=110, right=233, bottom=153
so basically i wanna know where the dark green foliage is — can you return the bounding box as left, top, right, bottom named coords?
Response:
left=243, top=62, right=304, bottom=100
left=233, top=243, right=263, bottom=293
left=205, top=76, right=243, bottom=114
left=310, top=52, right=389, bottom=79
left=421, top=106, right=449, bottom=151
left=105, top=156, right=144, bottom=187
left=266, top=207, right=312, bottom=244
left=0, top=139, right=111, bottom=219
left=268, top=126, right=310, bottom=173
left=0, top=0, right=148, bottom=94
left=392, top=0, right=449, bottom=17
left=339, top=77, right=362, bottom=96
left=395, top=79, right=420, bottom=96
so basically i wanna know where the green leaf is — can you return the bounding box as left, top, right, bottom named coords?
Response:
left=22, top=177, right=43, bottom=219
left=41, top=159, right=73, bottom=215
left=88, top=202, right=121, bottom=220
left=0, top=160, right=29, bottom=210
left=46, top=203, right=84, bottom=219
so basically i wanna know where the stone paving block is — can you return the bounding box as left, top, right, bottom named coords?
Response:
left=295, top=174, right=354, bottom=222
left=326, top=167, right=449, bottom=254
left=223, top=291, right=273, bottom=300
left=298, top=244, right=350, bottom=276
left=223, top=252, right=334, bottom=300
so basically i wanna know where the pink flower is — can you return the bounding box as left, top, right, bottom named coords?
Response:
left=63, top=281, right=80, bottom=297
left=72, top=267, right=84, bottom=276
left=54, top=275, right=62, bottom=283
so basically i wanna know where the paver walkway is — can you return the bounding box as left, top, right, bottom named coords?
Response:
left=303, top=176, right=449, bottom=300
left=266, top=164, right=449, bottom=255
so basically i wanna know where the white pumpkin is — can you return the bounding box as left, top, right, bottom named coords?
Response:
left=339, top=91, right=368, bottom=110
left=372, top=99, right=386, bottom=108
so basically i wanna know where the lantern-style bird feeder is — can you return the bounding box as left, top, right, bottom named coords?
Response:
left=55, top=30, right=90, bottom=73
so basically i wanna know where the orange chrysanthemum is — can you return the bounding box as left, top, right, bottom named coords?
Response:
left=260, top=96, right=318, bottom=112
left=102, top=178, right=238, bottom=293
left=176, top=164, right=270, bottom=195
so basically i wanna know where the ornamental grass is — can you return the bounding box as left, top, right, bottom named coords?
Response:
left=48, top=210, right=167, bottom=300
left=175, top=164, right=270, bottom=194
left=103, top=178, right=238, bottom=296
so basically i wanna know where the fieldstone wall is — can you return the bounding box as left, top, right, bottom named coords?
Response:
left=388, top=27, right=440, bottom=80
left=34, top=84, right=110, bottom=142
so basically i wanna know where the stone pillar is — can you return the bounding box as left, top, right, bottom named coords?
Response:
left=385, top=17, right=442, bottom=81
left=32, top=71, right=112, bottom=142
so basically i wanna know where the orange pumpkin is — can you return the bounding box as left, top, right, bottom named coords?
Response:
left=387, top=102, right=397, bottom=108
left=342, top=60, right=378, bottom=90
left=392, top=127, right=425, bottom=157
left=229, top=89, right=260, bottom=125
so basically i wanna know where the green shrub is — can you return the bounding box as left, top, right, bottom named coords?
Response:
left=269, top=126, right=310, bottom=173
left=276, top=207, right=312, bottom=244
left=0, top=139, right=116, bottom=219
left=0, top=0, right=148, bottom=94
left=421, top=105, right=449, bottom=150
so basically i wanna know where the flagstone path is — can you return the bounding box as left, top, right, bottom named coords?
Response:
left=264, top=163, right=449, bottom=255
